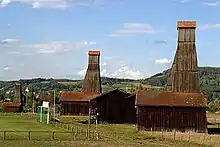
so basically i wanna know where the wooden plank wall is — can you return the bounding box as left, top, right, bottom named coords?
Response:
left=170, top=27, right=200, bottom=92
left=83, top=55, right=102, bottom=93
left=96, top=91, right=136, bottom=124
left=61, top=102, right=93, bottom=116
left=137, top=106, right=207, bottom=133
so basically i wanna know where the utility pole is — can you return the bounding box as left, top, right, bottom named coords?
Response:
left=53, top=90, right=56, bottom=120
left=32, top=92, right=35, bottom=113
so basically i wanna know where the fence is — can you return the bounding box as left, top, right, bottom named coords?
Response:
left=0, top=113, right=99, bottom=141
left=142, top=129, right=220, bottom=146
left=0, top=130, right=98, bottom=141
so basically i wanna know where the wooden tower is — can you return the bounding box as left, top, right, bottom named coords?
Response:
left=83, top=50, right=102, bottom=93
left=168, top=21, right=200, bottom=93
left=15, top=83, right=22, bottom=103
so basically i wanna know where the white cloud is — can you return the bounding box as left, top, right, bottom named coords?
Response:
left=0, top=0, right=121, bottom=9
left=154, top=40, right=168, bottom=44
left=108, top=23, right=163, bottom=36
left=22, top=41, right=95, bottom=54
left=198, top=24, right=220, bottom=30
left=103, top=56, right=120, bottom=60
left=155, top=58, right=171, bottom=65
left=202, top=0, right=220, bottom=6
left=78, top=68, right=87, bottom=76
left=102, top=62, right=107, bottom=67
left=78, top=63, right=145, bottom=80
left=0, top=38, right=19, bottom=44
left=3, top=66, right=12, bottom=71
left=180, top=0, right=191, bottom=3
left=0, top=0, right=72, bottom=9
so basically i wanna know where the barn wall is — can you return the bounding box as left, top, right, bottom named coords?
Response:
left=61, top=101, right=95, bottom=116
left=137, top=106, right=207, bottom=133
left=96, top=91, right=135, bottom=124
left=2, top=106, right=20, bottom=113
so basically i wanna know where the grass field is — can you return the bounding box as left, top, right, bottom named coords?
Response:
left=0, top=114, right=206, bottom=147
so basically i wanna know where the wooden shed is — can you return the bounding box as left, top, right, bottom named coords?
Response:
left=136, top=90, right=207, bottom=133
left=91, top=89, right=136, bottom=124
left=0, top=102, right=21, bottom=112
left=60, top=92, right=99, bottom=116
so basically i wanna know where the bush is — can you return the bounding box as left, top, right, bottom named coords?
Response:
left=0, top=106, right=4, bottom=112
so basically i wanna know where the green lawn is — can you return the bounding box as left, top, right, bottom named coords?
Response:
left=0, top=114, right=209, bottom=147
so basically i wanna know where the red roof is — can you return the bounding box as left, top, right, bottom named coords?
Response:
left=60, top=92, right=100, bottom=102
left=136, top=91, right=206, bottom=107
left=88, top=50, right=100, bottom=56
left=0, top=102, right=21, bottom=107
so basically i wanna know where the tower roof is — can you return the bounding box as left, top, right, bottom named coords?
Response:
left=177, top=21, right=196, bottom=29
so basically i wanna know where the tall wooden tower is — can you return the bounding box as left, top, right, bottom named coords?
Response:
left=168, top=21, right=200, bottom=93
left=15, top=83, right=22, bottom=103
left=83, top=50, right=102, bottom=93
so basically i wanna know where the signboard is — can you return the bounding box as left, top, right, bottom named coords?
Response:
left=42, top=101, right=49, bottom=108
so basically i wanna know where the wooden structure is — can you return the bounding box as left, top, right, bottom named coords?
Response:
left=0, top=102, right=21, bottom=112
left=91, top=89, right=136, bottom=124
left=0, top=83, right=24, bottom=112
left=136, top=21, right=207, bottom=133
left=60, top=50, right=102, bottom=116
left=60, top=92, right=99, bottom=116
left=167, top=21, right=200, bottom=93
left=136, top=91, right=207, bottom=132
left=83, top=50, right=102, bottom=93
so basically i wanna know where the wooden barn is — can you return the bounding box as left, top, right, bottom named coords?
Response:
left=60, top=50, right=102, bottom=116
left=136, top=91, right=207, bottom=132
left=90, top=89, right=136, bottom=124
left=60, top=92, right=99, bottom=116
left=0, top=83, right=24, bottom=113
left=0, top=102, right=21, bottom=112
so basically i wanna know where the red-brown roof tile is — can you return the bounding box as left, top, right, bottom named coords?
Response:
left=0, top=102, right=21, bottom=107
left=60, top=92, right=100, bottom=102
left=136, top=90, right=206, bottom=107
left=88, top=50, right=100, bottom=56
left=177, top=20, right=196, bottom=28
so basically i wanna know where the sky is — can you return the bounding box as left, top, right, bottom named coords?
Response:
left=0, top=0, right=220, bottom=80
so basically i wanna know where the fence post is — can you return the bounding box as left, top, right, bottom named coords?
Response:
left=173, top=129, right=176, bottom=140
left=188, top=131, right=191, bottom=142
left=3, top=131, right=6, bottom=140
left=28, top=131, right=31, bottom=140
left=74, top=127, right=78, bottom=140
left=150, top=127, right=153, bottom=137
left=202, top=133, right=206, bottom=145
left=52, top=131, right=55, bottom=140
left=161, top=129, right=164, bottom=139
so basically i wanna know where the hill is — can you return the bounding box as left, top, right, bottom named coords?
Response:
left=0, top=67, right=220, bottom=105
left=143, top=67, right=220, bottom=103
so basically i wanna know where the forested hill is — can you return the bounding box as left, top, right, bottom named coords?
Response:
left=0, top=77, right=136, bottom=92
left=143, top=67, right=220, bottom=103
left=1, top=67, right=220, bottom=103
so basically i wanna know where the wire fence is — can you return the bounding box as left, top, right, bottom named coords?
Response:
left=0, top=113, right=99, bottom=141
left=143, top=129, right=220, bottom=146
left=0, top=130, right=98, bottom=141
left=2, top=112, right=220, bottom=146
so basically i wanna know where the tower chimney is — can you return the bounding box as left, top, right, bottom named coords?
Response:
left=83, top=50, right=102, bottom=93
left=168, top=21, right=200, bottom=93
left=15, top=83, right=22, bottom=103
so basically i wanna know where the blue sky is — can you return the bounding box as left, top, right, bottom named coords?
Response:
left=0, top=0, right=220, bottom=80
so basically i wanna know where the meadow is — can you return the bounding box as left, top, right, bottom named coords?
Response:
left=0, top=113, right=209, bottom=147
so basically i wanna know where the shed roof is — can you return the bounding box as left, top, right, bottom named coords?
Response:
left=90, top=89, right=130, bottom=101
left=60, top=92, right=100, bottom=102
left=0, top=102, right=21, bottom=107
left=136, top=91, right=206, bottom=107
